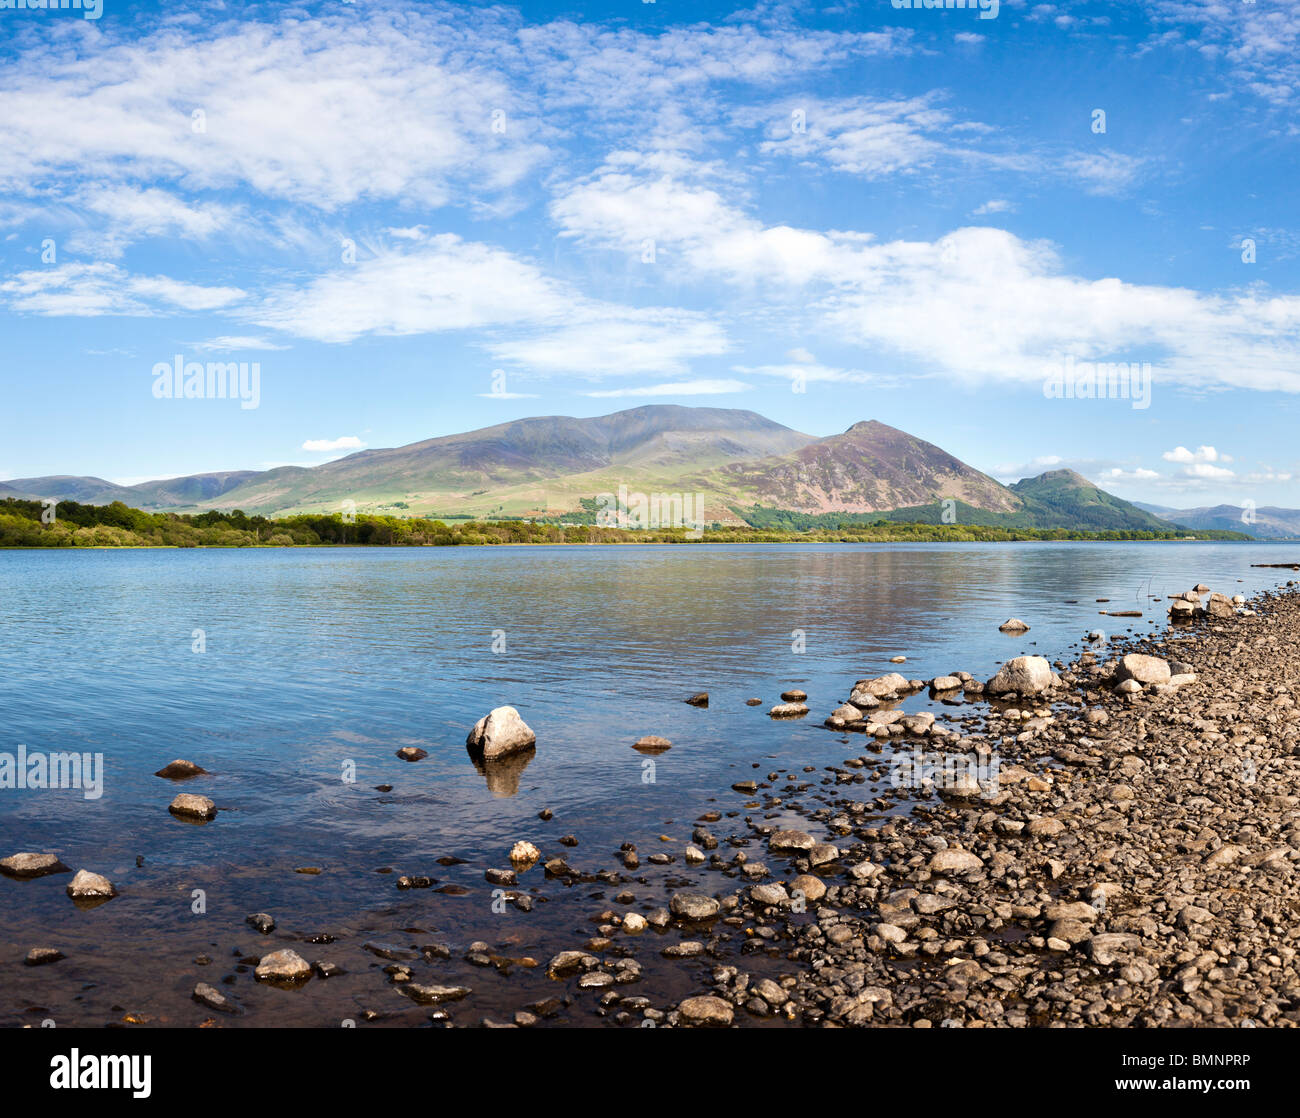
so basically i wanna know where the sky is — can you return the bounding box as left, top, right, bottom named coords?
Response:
left=1, top=0, right=1299, bottom=511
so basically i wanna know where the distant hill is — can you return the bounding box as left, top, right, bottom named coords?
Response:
left=714, top=419, right=1018, bottom=515
left=1135, top=501, right=1299, bottom=539
left=1009, top=469, right=1176, bottom=532
left=1, top=406, right=1200, bottom=534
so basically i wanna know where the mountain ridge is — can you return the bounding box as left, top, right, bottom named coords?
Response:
left=4, top=404, right=1180, bottom=533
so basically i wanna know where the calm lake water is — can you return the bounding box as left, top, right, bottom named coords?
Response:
left=2, top=541, right=1297, bottom=1026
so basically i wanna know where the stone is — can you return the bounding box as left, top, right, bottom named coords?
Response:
left=0, top=852, right=70, bottom=879
left=769, top=830, right=816, bottom=852
left=254, top=949, right=312, bottom=984
left=509, top=840, right=540, bottom=868
left=749, top=883, right=791, bottom=907
left=169, top=793, right=217, bottom=820
left=678, top=995, right=733, bottom=1026
left=999, top=618, right=1030, bottom=632
left=1086, top=933, right=1141, bottom=966
left=403, top=983, right=471, bottom=1005
left=669, top=892, right=719, bottom=920
left=25, top=947, right=64, bottom=966
left=928, top=849, right=984, bottom=874
left=825, top=703, right=864, bottom=727
left=780, top=689, right=807, bottom=702
left=396, top=746, right=428, bottom=762
left=985, top=656, right=1053, bottom=695
left=685, top=692, right=709, bottom=707
left=768, top=702, right=809, bottom=718
left=1115, top=654, right=1171, bottom=686
left=622, top=913, right=648, bottom=934
left=789, top=874, right=826, bottom=903
left=154, top=759, right=207, bottom=779
left=245, top=912, right=275, bottom=934
left=852, top=673, right=909, bottom=700
left=930, top=675, right=962, bottom=691
left=193, top=982, right=240, bottom=1013
left=66, top=869, right=115, bottom=899
left=632, top=735, right=672, bottom=753
left=466, top=706, right=536, bottom=761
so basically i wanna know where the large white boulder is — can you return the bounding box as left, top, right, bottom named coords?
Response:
left=467, top=706, right=536, bottom=761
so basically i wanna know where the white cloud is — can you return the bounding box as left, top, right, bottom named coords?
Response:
left=1162, top=445, right=1230, bottom=464
left=974, top=199, right=1015, bottom=215
left=0, top=262, right=243, bottom=316
left=302, top=436, right=365, bottom=452
left=193, top=336, right=288, bottom=352
left=551, top=158, right=1300, bottom=395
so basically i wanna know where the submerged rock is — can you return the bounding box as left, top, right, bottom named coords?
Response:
left=678, top=995, right=733, bottom=1026
left=154, top=759, right=207, bottom=779
left=396, top=746, right=428, bottom=762
left=168, top=793, right=217, bottom=821
left=0, top=852, right=70, bottom=879
left=254, top=949, right=312, bottom=984
left=25, top=947, right=64, bottom=966
left=999, top=618, right=1030, bottom=632
left=466, top=706, right=536, bottom=761
left=768, top=701, right=809, bottom=718
left=66, top=870, right=116, bottom=900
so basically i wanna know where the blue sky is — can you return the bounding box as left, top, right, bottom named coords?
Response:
left=2, top=0, right=1299, bottom=509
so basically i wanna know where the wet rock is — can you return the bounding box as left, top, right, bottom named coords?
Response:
left=999, top=618, right=1030, bottom=632
left=254, top=949, right=312, bottom=984
left=685, top=692, right=709, bottom=707
left=670, top=892, right=720, bottom=920
left=193, top=982, right=241, bottom=1013
left=768, top=702, right=809, bottom=718
left=0, top=852, right=70, bottom=879
left=25, top=947, right=64, bottom=966
left=404, top=983, right=471, bottom=1005
left=154, top=759, right=207, bottom=779
left=632, top=736, right=673, bottom=753
left=780, top=689, right=808, bottom=702
left=547, top=950, right=598, bottom=977
left=930, top=675, right=962, bottom=691
left=509, top=840, right=541, bottom=868
left=622, top=913, right=648, bottom=934
left=789, top=874, right=826, bottom=903
left=168, top=793, right=217, bottom=821
left=678, top=995, right=733, bottom=1027
left=245, top=913, right=275, bottom=934
left=769, top=830, right=815, bottom=852
left=466, top=706, right=536, bottom=761
left=396, top=747, right=428, bottom=762
left=66, top=870, right=115, bottom=900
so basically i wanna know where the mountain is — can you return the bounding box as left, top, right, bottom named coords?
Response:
left=3, top=475, right=137, bottom=504
left=1008, top=469, right=1176, bottom=532
left=1135, top=501, right=1300, bottom=539
left=0, top=407, right=1192, bottom=533
left=715, top=419, right=1018, bottom=514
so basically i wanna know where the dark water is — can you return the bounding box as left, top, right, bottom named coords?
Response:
left=1, top=542, right=1296, bottom=1026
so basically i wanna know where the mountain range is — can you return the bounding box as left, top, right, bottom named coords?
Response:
left=1134, top=502, right=1300, bottom=540
left=0, top=404, right=1273, bottom=535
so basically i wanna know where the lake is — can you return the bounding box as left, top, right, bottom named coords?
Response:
left=1, top=541, right=1297, bottom=1025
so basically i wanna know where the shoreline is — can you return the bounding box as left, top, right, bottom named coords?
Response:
left=4, top=579, right=1298, bottom=1027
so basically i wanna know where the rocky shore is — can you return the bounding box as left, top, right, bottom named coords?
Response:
left=7, top=580, right=1300, bottom=1027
